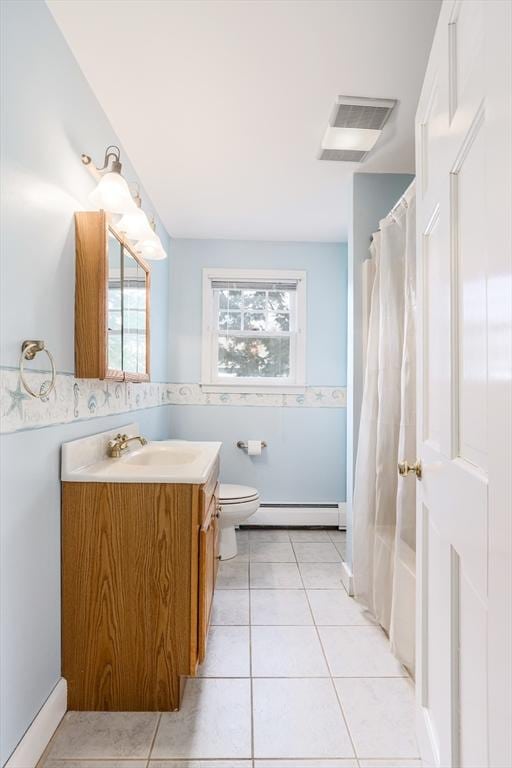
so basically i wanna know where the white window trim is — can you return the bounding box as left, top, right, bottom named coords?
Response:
left=201, top=268, right=307, bottom=393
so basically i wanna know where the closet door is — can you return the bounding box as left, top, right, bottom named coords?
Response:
left=415, top=1, right=511, bottom=766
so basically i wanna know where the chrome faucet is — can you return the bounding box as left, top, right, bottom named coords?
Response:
left=107, top=433, right=148, bottom=458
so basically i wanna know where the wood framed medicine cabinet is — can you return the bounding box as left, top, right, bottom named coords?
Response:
left=75, top=211, right=150, bottom=382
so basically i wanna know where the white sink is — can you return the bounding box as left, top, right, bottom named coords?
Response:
left=61, top=424, right=221, bottom=484
left=123, top=445, right=201, bottom=467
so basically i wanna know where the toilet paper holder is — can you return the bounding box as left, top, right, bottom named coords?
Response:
left=236, top=440, right=267, bottom=451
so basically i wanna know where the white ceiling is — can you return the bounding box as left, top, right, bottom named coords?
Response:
left=48, top=0, right=440, bottom=242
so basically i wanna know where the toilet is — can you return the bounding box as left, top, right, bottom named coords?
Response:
left=218, top=483, right=259, bottom=560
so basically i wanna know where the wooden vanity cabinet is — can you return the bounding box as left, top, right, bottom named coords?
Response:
left=198, top=489, right=220, bottom=664
left=61, top=460, right=219, bottom=711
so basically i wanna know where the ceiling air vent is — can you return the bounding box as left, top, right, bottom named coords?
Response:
left=319, top=95, right=397, bottom=162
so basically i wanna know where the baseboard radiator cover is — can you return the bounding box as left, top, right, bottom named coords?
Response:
left=244, top=502, right=346, bottom=528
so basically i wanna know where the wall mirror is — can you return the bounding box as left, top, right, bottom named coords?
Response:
left=75, top=211, right=150, bottom=382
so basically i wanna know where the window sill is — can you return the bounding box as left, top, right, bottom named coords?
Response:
left=201, top=384, right=306, bottom=395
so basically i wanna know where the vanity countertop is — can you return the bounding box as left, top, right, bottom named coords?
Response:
left=61, top=423, right=221, bottom=484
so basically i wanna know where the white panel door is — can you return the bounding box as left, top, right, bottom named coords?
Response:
left=414, top=1, right=512, bottom=766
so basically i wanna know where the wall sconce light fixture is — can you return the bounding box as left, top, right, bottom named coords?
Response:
left=81, top=145, right=137, bottom=214
left=117, top=183, right=156, bottom=242
left=136, top=228, right=167, bottom=261
left=81, top=146, right=168, bottom=260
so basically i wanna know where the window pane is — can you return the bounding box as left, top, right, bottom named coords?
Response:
left=108, top=288, right=121, bottom=311
left=108, top=333, right=122, bottom=371
left=268, top=312, right=290, bottom=331
left=242, top=290, right=266, bottom=310
left=218, top=336, right=290, bottom=378
left=243, top=312, right=266, bottom=331
left=123, top=333, right=145, bottom=373
left=268, top=290, right=290, bottom=311
left=124, top=309, right=146, bottom=332
left=108, top=310, right=122, bottom=331
left=219, top=289, right=242, bottom=310
left=218, top=311, right=241, bottom=331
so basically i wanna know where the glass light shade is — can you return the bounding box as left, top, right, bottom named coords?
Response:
left=321, top=126, right=381, bottom=152
left=88, top=172, right=138, bottom=214
left=117, top=208, right=156, bottom=241
left=136, top=236, right=167, bottom=261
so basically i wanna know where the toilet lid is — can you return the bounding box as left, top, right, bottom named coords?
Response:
left=219, top=483, right=259, bottom=503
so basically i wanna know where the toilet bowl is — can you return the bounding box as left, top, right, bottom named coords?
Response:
left=218, top=483, right=259, bottom=560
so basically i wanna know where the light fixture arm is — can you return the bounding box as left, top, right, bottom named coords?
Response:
left=128, top=181, right=142, bottom=208
left=81, top=145, right=122, bottom=174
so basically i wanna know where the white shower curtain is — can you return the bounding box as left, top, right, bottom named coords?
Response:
left=353, top=182, right=416, bottom=675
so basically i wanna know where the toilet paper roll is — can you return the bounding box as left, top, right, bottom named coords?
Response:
left=247, top=440, right=262, bottom=456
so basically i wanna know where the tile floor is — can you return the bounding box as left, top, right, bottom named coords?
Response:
left=39, top=528, right=421, bottom=768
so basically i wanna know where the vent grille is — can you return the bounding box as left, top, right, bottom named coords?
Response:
left=332, top=98, right=395, bottom=131
left=319, top=148, right=367, bottom=163
left=319, top=95, right=397, bottom=163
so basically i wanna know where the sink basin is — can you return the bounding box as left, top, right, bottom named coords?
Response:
left=61, top=426, right=221, bottom=484
left=123, top=446, right=201, bottom=467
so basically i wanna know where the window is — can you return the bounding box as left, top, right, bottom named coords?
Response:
left=202, top=269, right=306, bottom=391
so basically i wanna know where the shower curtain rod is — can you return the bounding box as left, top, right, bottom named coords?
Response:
left=369, top=178, right=416, bottom=241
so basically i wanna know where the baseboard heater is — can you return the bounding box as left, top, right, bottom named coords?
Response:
left=244, top=502, right=346, bottom=529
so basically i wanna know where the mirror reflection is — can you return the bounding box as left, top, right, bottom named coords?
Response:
left=107, top=229, right=149, bottom=378
left=107, top=232, right=122, bottom=372
left=122, top=249, right=147, bottom=374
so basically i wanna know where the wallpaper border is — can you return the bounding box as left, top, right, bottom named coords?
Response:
left=0, top=368, right=347, bottom=435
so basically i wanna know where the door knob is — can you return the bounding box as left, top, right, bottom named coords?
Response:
left=398, top=460, right=422, bottom=479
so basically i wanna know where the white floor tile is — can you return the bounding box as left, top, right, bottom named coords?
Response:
left=253, top=678, right=354, bottom=758
left=43, top=762, right=147, bottom=768
left=250, top=589, right=313, bottom=625
left=236, top=529, right=249, bottom=541
left=250, top=541, right=296, bottom=562
left=234, top=537, right=249, bottom=561
left=327, top=530, right=347, bottom=542
left=289, top=530, right=332, bottom=542
left=250, top=562, right=303, bottom=589
left=150, top=762, right=252, bottom=767
left=252, top=626, right=329, bottom=677
left=358, top=761, right=422, bottom=768
left=334, top=542, right=347, bottom=560
left=198, top=626, right=250, bottom=677
left=152, top=678, right=251, bottom=759
left=293, top=543, right=342, bottom=563
left=255, top=761, right=358, bottom=767
left=299, top=563, right=344, bottom=589
left=211, top=589, right=250, bottom=625
left=319, top=626, right=406, bottom=677
left=46, top=712, right=159, bottom=760
left=334, top=677, right=418, bottom=759
left=216, top=560, right=249, bottom=589
left=248, top=529, right=291, bottom=542
left=307, top=589, right=376, bottom=626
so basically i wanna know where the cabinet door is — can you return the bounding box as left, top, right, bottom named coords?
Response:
left=198, top=505, right=216, bottom=664
left=213, top=505, right=220, bottom=586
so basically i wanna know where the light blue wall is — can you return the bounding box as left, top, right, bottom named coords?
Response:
left=345, top=173, right=414, bottom=568
left=0, top=2, right=171, bottom=763
left=169, top=239, right=347, bottom=386
left=168, top=239, right=347, bottom=502
left=170, top=405, right=346, bottom=504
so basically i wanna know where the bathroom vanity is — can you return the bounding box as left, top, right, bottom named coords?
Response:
left=61, top=426, right=221, bottom=711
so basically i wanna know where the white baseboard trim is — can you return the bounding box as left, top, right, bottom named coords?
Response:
left=5, top=678, right=67, bottom=768
left=341, top=559, right=354, bottom=595
left=247, top=503, right=346, bottom=528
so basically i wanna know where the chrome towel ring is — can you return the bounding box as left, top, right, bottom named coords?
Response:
left=19, top=340, right=57, bottom=399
